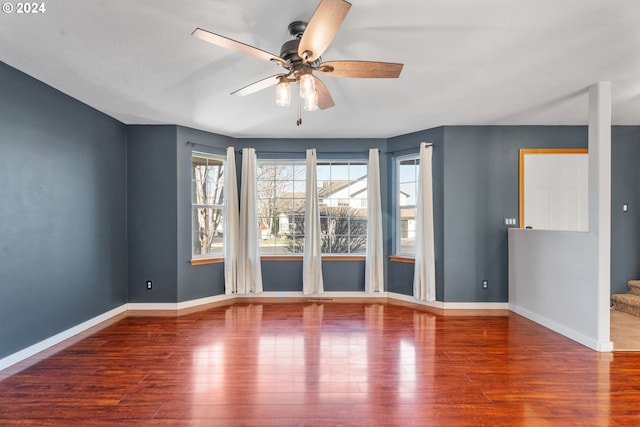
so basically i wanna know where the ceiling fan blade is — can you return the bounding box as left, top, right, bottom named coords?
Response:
left=316, top=60, right=403, bottom=78
left=192, top=28, right=286, bottom=66
left=298, top=0, right=352, bottom=63
left=313, top=76, right=335, bottom=110
left=231, top=74, right=286, bottom=96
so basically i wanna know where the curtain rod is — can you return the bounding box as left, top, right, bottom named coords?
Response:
left=238, top=149, right=380, bottom=156
left=187, top=140, right=432, bottom=155
left=388, top=142, right=433, bottom=155
left=186, top=141, right=225, bottom=149
left=186, top=142, right=228, bottom=157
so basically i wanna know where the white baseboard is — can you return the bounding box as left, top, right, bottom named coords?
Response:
left=0, top=293, right=515, bottom=373
left=126, top=302, right=178, bottom=311
left=127, top=294, right=237, bottom=311
left=0, top=304, right=128, bottom=372
left=386, top=291, right=445, bottom=309
left=597, top=340, right=614, bottom=352
left=385, top=292, right=510, bottom=310
left=443, top=302, right=510, bottom=310
left=509, top=303, right=605, bottom=351
left=177, top=293, right=235, bottom=310
left=237, top=291, right=389, bottom=299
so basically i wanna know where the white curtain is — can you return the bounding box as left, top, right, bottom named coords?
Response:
left=303, top=149, right=324, bottom=295
left=365, top=148, right=384, bottom=293
left=238, top=148, right=263, bottom=294
left=224, top=147, right=239, bottom=295
left=413, top=143, right=436, bottom=301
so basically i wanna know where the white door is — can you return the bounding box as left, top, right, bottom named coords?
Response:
left=520, top=149, right=588, bottom=231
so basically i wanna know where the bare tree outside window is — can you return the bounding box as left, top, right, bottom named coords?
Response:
left=192, top=154, right=225, bottom=257
left=285, top=205, right=367, bottom=254
left=257, top=160, right=306, bottom=254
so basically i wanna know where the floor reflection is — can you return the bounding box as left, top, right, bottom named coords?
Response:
left=4, top=301, right=638, bottom=425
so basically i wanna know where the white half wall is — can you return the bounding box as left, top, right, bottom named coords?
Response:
left=509, top=229, right=599, bottom=349
left=508, top=82, right=613, bottom=352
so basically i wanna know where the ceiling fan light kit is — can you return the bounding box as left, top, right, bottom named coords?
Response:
left=192, top=0, right=403, bottom=124
left=275, top=78, right=291, bottom=107
left=303, top=90, right=319, bottom=112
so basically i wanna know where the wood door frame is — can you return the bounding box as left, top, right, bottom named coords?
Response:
left=518, top=148, right=588, bottom=229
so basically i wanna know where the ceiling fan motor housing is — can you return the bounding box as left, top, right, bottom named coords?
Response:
left=280, top=30, right=322, bottom=79
left=280, top=39, right=302, bottom=63
left=288, top=21, right=308, bottom=38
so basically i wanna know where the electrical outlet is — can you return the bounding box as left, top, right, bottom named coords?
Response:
left=146, top=280, right=152, bottom=290
left=482, top=280, right=488, bottom=289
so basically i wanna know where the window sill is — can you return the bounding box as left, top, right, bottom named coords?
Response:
left=323, top=255, right=366, bottom=261
left=190, top=257, right=224, bottom=266
left=389, top=255, right=415, bottom=264
left=191, top=255, right=368, bottom=264
left=261, top=255, right=302, bottom=261
left=260, top=255, right=366, bottom=261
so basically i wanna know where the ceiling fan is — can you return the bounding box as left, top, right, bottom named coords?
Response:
left=192, top=0, right=403, bottom=121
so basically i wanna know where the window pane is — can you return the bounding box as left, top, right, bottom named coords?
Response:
left=350, top=163, right=367, bottom=180
left=317, top=161, right=369, bottom=255
left=396, top=155, right=419, bottom=255
left=399, top=207, right=416, bottom=255
left=257, top=159, right=368, bottom=256
left=330, top=236, right=350, bottom=254
left=193, top=207, right=224, bottom=256
left=293, top=180, right=306, bottom=194
left=330, top=164, right=349, bottom=180
left=316, top=163, right=331, bottom=181
left=257, top=160, right=306, bottom=255
left=399, top=159, right=418, bottom=183
left=206, top=180, right=224, bottom=205
left=399, top=182, right=417, bottom=206
left=192, top=153, right=225, bottom=258
left=292, top=163, right=306, bottom=180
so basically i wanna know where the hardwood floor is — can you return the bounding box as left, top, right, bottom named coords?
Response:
left=1, top=301, right=640, bottom=426
left=611, top=308, right=640, bottom=351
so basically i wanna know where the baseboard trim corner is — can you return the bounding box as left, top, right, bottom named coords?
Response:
left=0, top=304, right=128, bottom=372
left=509, top=303, right=600, bottom=351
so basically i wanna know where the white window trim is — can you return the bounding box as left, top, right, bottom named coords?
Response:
left=316, top=158, right=368, bottom=256
left=395, top=153, right=420, bottom=257
left=191, top=151, right=226, bottom=259
left=256, top=157, right=369, bottom=257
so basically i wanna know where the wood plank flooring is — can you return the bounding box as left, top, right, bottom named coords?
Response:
left=611, top=308, right=640, bottom=351
left=1, top=302, right=640, bottom=426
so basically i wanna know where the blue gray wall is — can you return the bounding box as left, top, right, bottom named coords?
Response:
left=129, top=129, right=387, bottom=300
left=386, top=125, right=639, bottom=302
left=126, top=125, right=178, bottom=303
left=0, top=62, right=127, bottom=359
left=611, top=126, right=640, bottom=294
left=2, top=57, right=639, bottom=361
left=442, top=126, right=588, bottom=302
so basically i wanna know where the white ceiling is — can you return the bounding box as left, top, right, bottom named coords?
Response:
left=1, top=0, right=639, bottom=138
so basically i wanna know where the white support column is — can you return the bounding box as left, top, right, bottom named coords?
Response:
left=589, top=82, right=613, bottom=352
